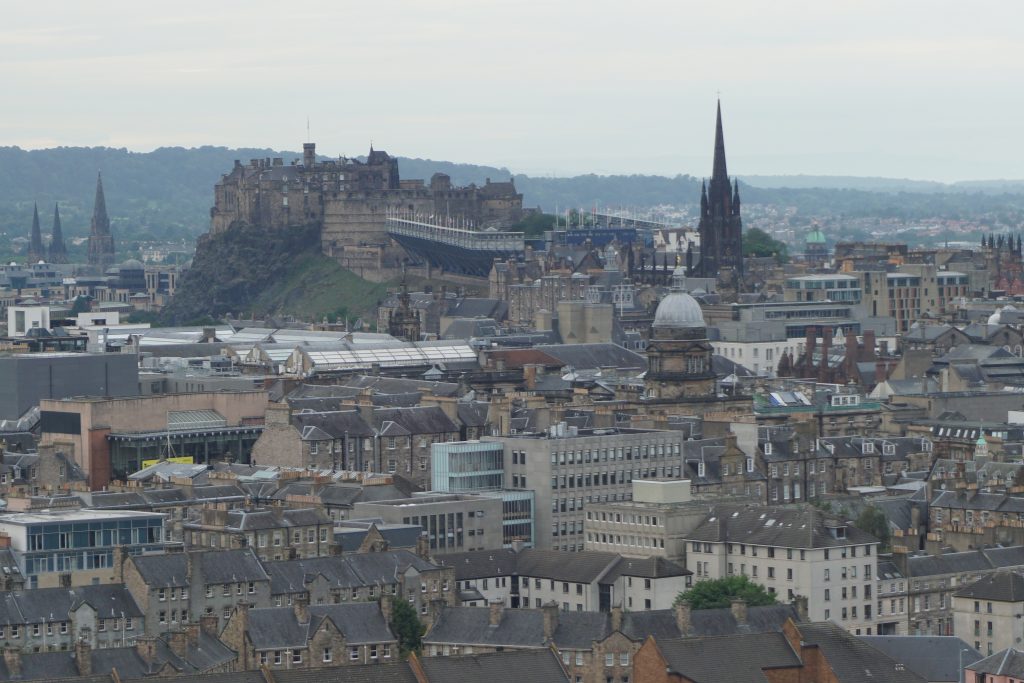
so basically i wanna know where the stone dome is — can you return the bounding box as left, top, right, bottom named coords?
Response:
left=653, top=290, right=705, bottom=329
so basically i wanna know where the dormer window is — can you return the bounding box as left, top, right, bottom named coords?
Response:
left=883, top=443, right=895, bottom=456
left=862, top=441, right=874, bottom=454
left=764, top=442, right=773, bottom=456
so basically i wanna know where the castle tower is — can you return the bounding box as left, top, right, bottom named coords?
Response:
left=48, top=203, right=68, bottom=263
left=695, top=101, right=743, bottom=285
left=28, top=203, right=45, bottom=263
left=87, top=172, right=115, bottom=269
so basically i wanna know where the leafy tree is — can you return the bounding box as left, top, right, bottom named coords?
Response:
left=854, top=506, right=891, bottom=550
left=509, top=212, right=558, bottom=238
left=69, top=296, right=92, bottom=315
left=388, top=597, right=424, bottom=657
left=743, top=227, right=789, bottom=262
left=674, top=575, right=778, bottom=610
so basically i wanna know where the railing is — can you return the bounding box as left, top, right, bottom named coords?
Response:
left=386, top=216, right=524, bottom=252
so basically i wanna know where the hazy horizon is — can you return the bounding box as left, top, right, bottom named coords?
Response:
left=4, top=1, right=1023, bottom=183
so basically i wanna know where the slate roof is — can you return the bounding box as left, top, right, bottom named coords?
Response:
left=796, top=622, right=927, bottom=683
left=418, top=649, right=569, bottom=683
left=370, top=406, right=459, bottom=435
left=425, top=606, right=547, bottom=648
left=334, top=523, right=422, bottom=552
left=2, top=584, right=143, bottom=624
left=967, top=647, right=1024, bottom=678
left=436, top=550, right=519, bottom=581
left=603, top=556, right=691, bottom=580
left=264, top=550, right=437, bottom=593
left=245, top=603, right=395, bottom=649
left=536, top=343, right=647, bottom=371
left=623, top=604, right=798, bottom=640
left=683, top=504, right=878, bottom=549
left=860, top=636, right=982, bottom=682
left=129, top=548, right=269, bottom=588
left=274, top=663, right=419, bottom=683
left=954, top=571, right=1024, bottom=601
left=656, top=631, right=802, bottom=682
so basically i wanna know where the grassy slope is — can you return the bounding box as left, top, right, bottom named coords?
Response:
left=249, top=251, right=390, bottom=321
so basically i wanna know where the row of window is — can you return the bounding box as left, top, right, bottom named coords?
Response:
left=257, top=644, right=391, bottom=665
left=549, top=443, right=680, bottom=466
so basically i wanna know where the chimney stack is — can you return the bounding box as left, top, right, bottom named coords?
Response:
left=675, top=600, right=692, bottom=636
left=135, top=636, right=158, bottom=665
left=792, top=595, right=809, bottom=622
left=542, top=601, right=559, bottom=641
left=294, top=593, right=310, bottom=624
left=75, top=638, right=92, bottom=677
left=610, top=605, right=623, bottom=633
left=380, top=594, right=393, bottom=623
left=200, top=613, right=220, bottom=638
left=488, top=599, right=504, bottom=627
left=4, top=648, right=21, bottom=678
left=730, top=598, right=748, bottom=625
left=168, top=630, right=189, bottom=659
left=416, top=533, right=430, bottom=561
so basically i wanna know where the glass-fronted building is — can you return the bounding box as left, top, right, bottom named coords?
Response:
left=0, top=509, right=166, bottom=587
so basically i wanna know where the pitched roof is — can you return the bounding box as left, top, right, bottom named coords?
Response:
left=418, top=649, right=569, bottom=683
left=656, top=631, right=801, bottom=682
left=683, top=504, right=878, bottom=549
left=796, top=622, right=927, bottom=683
left=860, top=636, right=982, bottom=682
left=967, top=647, right=1024, bottom=677
left=954, top=571, right=1024, bottom=602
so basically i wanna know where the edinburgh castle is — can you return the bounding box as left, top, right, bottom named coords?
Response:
left=209, top=143, right=524, bottom=279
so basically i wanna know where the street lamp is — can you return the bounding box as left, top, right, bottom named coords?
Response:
left=960, top=646, right=974, bottom=683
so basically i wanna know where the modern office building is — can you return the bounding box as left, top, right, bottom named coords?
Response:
left=485, top=428, right=688, bottom=552
left=0, top=509, right=166, bottom=588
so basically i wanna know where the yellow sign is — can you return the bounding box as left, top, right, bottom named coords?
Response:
left=141, top=456, right=195, bottom=469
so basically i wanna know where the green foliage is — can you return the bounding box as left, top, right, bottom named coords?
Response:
left=388, top=597, right=424, bottom=657
left=125, top=310, right=162, bottom=326
left=854, top=506, right=891, bottom=550
left=509, top=212, right=558, bottom=237
left=69, top=296, right=91, bottom=315
left=743, top=227, right=789, bottom=262
left=159, top=221, right=391, bottom=325
left=674, top=575, right=778, bottom=610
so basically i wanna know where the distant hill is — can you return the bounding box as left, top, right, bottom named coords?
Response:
left=1, top=145, right=1024, bottom=247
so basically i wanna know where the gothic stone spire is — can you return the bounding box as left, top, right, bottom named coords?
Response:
left=29, top=202, right=44, bottom=261
left=91, top=172, right=110, bottom=236
left=87, top=172, right=115, bottom=268
left=49, top=203, right=67, bottom=263
left=712, top=99, right=729, bottom=184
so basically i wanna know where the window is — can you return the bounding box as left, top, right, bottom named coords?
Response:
left=620, top=653, right=630, bottom=666
left=274, top=651, right=282, bottom=665
left=259, top=652, right=268, bottom=665
left=605, top=653, right=614, bottom=667
left=292, top=651, right=302, bottom=664
left=350, top=646, right=360, bottom=661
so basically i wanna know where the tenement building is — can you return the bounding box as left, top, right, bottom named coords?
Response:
left=679, top=504, right=881, bottom=635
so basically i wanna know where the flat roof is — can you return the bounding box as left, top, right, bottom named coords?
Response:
left=0, top=509, right=165, bottom=525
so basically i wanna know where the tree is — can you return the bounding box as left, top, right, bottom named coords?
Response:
left=743, top=227, right=789, bottom=263
left=854, top=505, right=891, bottom=551
left=69, top=295, right=92, bottom=315
left=674, top=575, right=778, bottom=610
left=388, top=597, right=424, bottom=657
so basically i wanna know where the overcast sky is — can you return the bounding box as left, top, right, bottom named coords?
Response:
left=3, top=1, right=1022, bottom=181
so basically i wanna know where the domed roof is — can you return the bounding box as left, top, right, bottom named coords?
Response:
left=653, top=290, right=705, bottom=329
left=120, top=259, right=144, bottom=270
left=805, top=228, right=827, bottom=244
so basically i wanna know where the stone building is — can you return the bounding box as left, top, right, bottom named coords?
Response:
left=953, top=572, right=1024, bottom=657
left=182, top=505, right=334, bottom=561
left=644, top=290, right=716, bottom=401
left=123, top=547, right=272, bottom=634
left=209, top=144, right=522, bottom=277
left=219, top=599, right=398, bottom=671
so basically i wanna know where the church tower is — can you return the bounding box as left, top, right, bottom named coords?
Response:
left=28, top=203, right=45, bottom=263
left=48, top=203, right=68, bottom=263
left=87, top=172, right=115, bottom=269
left=695, top=101, right=743, bottom=284
left=387, top=271, right=422, bottom=342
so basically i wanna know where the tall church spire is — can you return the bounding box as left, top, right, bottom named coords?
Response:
left=87, top=172, right=115, bottom=268
left=91, top=172, right=110, bottom=236
left=29, top=203, right=44, bottom=262
left=49, top=203, right=67, bottom=263
left=712, top=99, right=728, bottom=183
left=694, top=100, right=743, bottom=292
